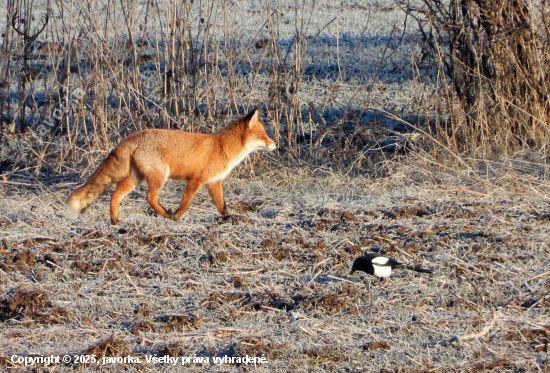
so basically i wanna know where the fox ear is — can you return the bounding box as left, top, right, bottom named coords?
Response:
left=245, top=108, right=259, bottom=128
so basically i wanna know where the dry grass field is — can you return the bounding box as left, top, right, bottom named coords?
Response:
left=1, top=0, right=550, bottom=371
left=1, top=167, right=549, bottom=372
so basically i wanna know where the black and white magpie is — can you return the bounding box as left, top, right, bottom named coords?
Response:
left=350, top=253, right=433, bottom=278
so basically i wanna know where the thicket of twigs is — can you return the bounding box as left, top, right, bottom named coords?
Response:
left=401, top=0, right=550, bottom=155
left=2, top=0, right=341, bottom=175
left=0, top=0, right=549, bottom=178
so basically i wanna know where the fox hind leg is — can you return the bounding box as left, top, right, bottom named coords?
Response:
left=145, top=170, right=174, bottom=219
left=206, top=180, right=229, bottom=215
left=110, top=173, right=142, bottom=224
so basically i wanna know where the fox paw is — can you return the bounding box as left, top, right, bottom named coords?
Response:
left=166, top=209, right=178, bottom=221
left=216, top=214, right=250, bottom=224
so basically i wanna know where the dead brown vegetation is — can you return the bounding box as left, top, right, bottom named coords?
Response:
left=402, top=0, right=550, bottom=154
left=0, top=174, right=549, bottom=371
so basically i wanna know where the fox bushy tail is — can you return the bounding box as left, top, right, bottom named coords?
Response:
left=67, top=145, right=134, bottom=217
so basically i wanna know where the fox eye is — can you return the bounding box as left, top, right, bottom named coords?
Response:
left=259, top=134, right=264, bottom=138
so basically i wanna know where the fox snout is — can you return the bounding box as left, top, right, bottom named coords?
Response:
left=254, top=133, right=276, bottom=152
left=264, top=138, right=277, bottom=151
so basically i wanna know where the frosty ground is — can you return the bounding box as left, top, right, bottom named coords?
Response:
left=1, top=167, right=549, bottom=372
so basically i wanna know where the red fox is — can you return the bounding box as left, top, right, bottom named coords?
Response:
left=67, top=109, right=276, bottom=224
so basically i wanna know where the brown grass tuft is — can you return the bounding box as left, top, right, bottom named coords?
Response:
left=83, top=334, right=132, bottom=357
left=0, top=285, right=51, bottom=321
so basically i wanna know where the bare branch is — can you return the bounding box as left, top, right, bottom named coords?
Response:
left=11, top=12, right=25, bottom=37
left=11, top=11, right=49, bottom=42
left=32, top=12, right=49, bottom=40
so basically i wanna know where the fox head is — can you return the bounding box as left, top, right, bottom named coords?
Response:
left=244, top=109, right=276, bottom=152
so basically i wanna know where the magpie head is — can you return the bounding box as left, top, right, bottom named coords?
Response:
left=350, top=257, right=361, bottom=274
left=350, top=259, right=359, bottom=274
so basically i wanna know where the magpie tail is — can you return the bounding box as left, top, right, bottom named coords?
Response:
left=405, top=265, right=433, bottom=274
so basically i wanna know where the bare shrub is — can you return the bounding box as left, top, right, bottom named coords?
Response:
left=401, top=0, right=550, bottom=154
left=1, top=0, right=416, bottom=177
left=0, top=0, right=321, bottom=161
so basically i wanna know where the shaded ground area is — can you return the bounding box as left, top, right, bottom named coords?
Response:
left=0, top=169, right=549, bottom=371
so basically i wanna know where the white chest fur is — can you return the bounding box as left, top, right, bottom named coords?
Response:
left=208, top=140, right=262, bottom=184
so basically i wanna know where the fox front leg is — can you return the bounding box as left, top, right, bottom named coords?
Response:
left=206, top=180, right=230, bottom=216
